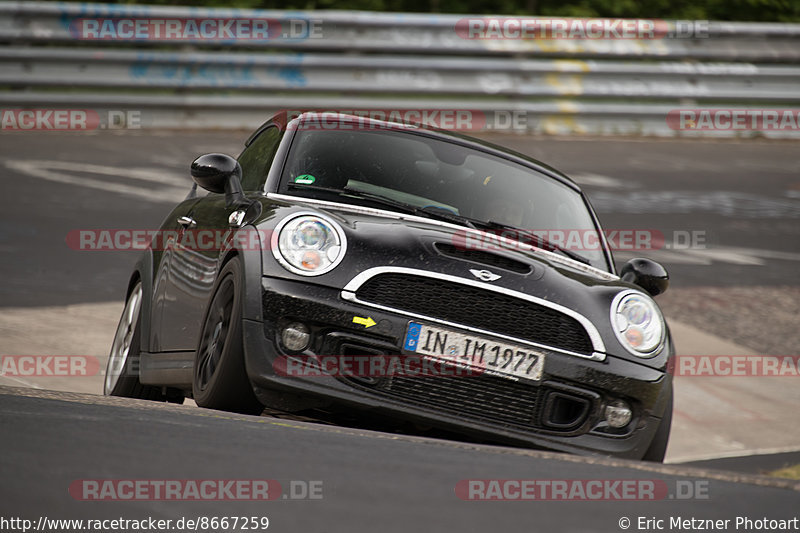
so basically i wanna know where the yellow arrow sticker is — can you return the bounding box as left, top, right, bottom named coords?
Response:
left=352, top=316, right=376, bottom=328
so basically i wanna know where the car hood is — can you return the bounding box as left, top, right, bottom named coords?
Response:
left=257, top=198, right=671, bottom=365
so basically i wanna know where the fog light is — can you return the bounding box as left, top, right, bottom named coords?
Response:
left=605, top=400, right=632, bottom=428
left=282, top=323, right=311, bottom=352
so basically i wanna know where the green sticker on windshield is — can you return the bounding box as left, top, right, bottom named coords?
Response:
left=294, top=174, right=316, bottom=185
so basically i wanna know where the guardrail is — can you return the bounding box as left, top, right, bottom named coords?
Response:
left=1, top=1, right=799, bottom=137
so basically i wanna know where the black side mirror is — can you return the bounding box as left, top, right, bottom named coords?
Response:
left=620, top=258, right=669, bottom=297
left=190, top=153, right=245, bottom=206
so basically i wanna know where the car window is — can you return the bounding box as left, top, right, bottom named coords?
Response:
left=238, top=125, right=282, bottom=192
left=280, top=128, right=607, bottom=270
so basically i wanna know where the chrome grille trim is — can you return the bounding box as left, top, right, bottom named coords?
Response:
left=341, top=266, right=606, bottom=362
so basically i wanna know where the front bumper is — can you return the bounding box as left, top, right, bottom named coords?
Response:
left=243, top=276, right=671, bottom=459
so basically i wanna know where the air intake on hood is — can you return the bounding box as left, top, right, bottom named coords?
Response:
left=433, top=243, right=532, bottom=274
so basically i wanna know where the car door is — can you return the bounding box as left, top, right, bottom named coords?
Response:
left=148, top=196, right=200, bottom=353
left=157, top=125, right=284, bottom=352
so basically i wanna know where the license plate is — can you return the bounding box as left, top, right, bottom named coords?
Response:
left=403, top=322, right=545, bottom=382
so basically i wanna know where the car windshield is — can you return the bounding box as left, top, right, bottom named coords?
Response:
left=279, top=127, right=608, bottom=270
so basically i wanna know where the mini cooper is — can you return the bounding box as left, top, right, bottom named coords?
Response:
left=105, top=112, right=674, bottom=461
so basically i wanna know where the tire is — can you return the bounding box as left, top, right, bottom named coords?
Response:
left=105, top=281, right=180, bottom=402
left=192, top=257, right=263, bottom=415
left=641, top=385, right=673, bottom=463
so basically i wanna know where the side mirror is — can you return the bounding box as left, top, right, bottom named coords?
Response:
left=620, top=258, right=669, bottom=297
left=190, top=153, right=245, bottom=206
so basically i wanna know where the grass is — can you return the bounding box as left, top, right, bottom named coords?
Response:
left=768, top=464, right=800, bottom=480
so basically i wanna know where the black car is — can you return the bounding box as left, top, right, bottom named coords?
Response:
left=104, top=112, right=674, bottom=462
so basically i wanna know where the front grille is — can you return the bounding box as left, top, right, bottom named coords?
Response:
left=346, top=373, right=545, bottom=428
left=354, top=273, right=593, bottom=355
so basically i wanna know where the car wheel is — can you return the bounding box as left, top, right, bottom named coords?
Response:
left=105, top=281, right=178, bottom=402
left=641, top=385, right=673, bottom=463
left=193, top=257, right=263, bottom=415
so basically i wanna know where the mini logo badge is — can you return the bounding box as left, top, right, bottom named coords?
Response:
left=469, top=269, right=501, bottom=282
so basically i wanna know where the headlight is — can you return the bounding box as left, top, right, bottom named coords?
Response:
left=611, top=291, right=665, bottom=357
left=272, top=212, right=346, bottom=276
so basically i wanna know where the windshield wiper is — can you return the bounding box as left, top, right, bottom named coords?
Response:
left=415, top=205, right=477, bottom=229
left=473, top=219, right=593, bottom=266
left=287, top=183, right=477, bottom=229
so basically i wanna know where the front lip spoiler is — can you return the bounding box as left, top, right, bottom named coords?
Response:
left=340, top=266, right=607, bottom=362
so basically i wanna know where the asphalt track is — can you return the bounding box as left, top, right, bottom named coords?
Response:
left=1, top=131, right=799, bottom=529
left=1, top=387, right=798, bottom=533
